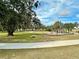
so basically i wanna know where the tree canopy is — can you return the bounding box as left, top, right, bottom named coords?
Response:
left=53, top=21, right=63, bottom=32
left=64, top=23, right=76, bottom=32
left=0, top=0, right=41, bottom=36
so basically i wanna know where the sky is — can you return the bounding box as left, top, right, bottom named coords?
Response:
left=33, top=0, right=79, bottom=26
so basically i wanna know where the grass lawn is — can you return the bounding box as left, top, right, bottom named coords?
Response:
left=0, top=45, right=79, bottom=59
left=0, top=31, right=79, bottom=43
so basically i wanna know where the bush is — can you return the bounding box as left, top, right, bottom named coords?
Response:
left=46, top=28, right=52, bottom=31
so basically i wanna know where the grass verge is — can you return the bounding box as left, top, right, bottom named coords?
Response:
left=0, top=45, right=79, bottom=59
left=0, top=31, right=79, bottom=43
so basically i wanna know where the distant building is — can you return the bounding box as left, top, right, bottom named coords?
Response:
left=74, top=23, right=79, bottom=29
left=72, top=24, right=79, bottom=33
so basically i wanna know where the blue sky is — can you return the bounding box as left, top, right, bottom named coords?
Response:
left=34, top=0, right=79, bottom=26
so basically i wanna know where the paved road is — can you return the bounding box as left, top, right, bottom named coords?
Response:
left=0, top=40, right=79, bottom=49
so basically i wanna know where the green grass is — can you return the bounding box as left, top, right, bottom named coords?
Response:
left=0, top=31, right=49, bottom=43
left=0, top=31, right=79, bottom=43
left=0, top=45, right=79, bottom=59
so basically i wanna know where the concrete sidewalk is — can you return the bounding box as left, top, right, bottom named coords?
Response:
left=0, top=40, right=79, bottom=49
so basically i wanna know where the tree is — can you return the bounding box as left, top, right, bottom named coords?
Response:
left=74, top=22, right=79, bottom=28
left=64, top=23, right=75, bottom=32
left=34, top=1, right=40, bottom=8
left=32, top=17, right=42, bottom=30
left=0, top=0, right=37, bottom=36
left=0, top=22, right=3, bottom=31
left=45, top=26, right=52, bottom=31
left=53, top=21, right=63, bottom=33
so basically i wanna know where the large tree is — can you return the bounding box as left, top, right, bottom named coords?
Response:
left=64, top=23, right=76, bottom=32
left=32, top=17, right=42, bottom=30
left=53, top=21, right=63, bottom=33
left=0, top=0, right=38, bottom=36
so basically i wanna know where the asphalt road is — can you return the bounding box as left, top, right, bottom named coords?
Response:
left=0, top=40, right=79, bottom=49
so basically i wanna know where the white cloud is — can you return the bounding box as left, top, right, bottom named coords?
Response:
left=71, top=4, right=79, bottom=8
left=34, top=0, right=79, bottom=25
left=35, top=0, right=65, bottom=19
left=58, top=8, right=70, bottom=16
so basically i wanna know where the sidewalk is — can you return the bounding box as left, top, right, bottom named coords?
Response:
left=0, top=40, right=79, bottom=49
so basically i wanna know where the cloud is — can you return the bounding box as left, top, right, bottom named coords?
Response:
left=71, top=4, right=79, bottom=8
left=34, top=0, right=79, bottom=25
left=58, top=8, right=70, bottom=16
left=35, top=0, right=64, bottom=18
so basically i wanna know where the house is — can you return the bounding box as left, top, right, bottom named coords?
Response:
left=72, top=24, right=79, bottom=33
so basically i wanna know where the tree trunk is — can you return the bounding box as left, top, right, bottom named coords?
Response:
left=8, top=31, right=14, bottom=36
